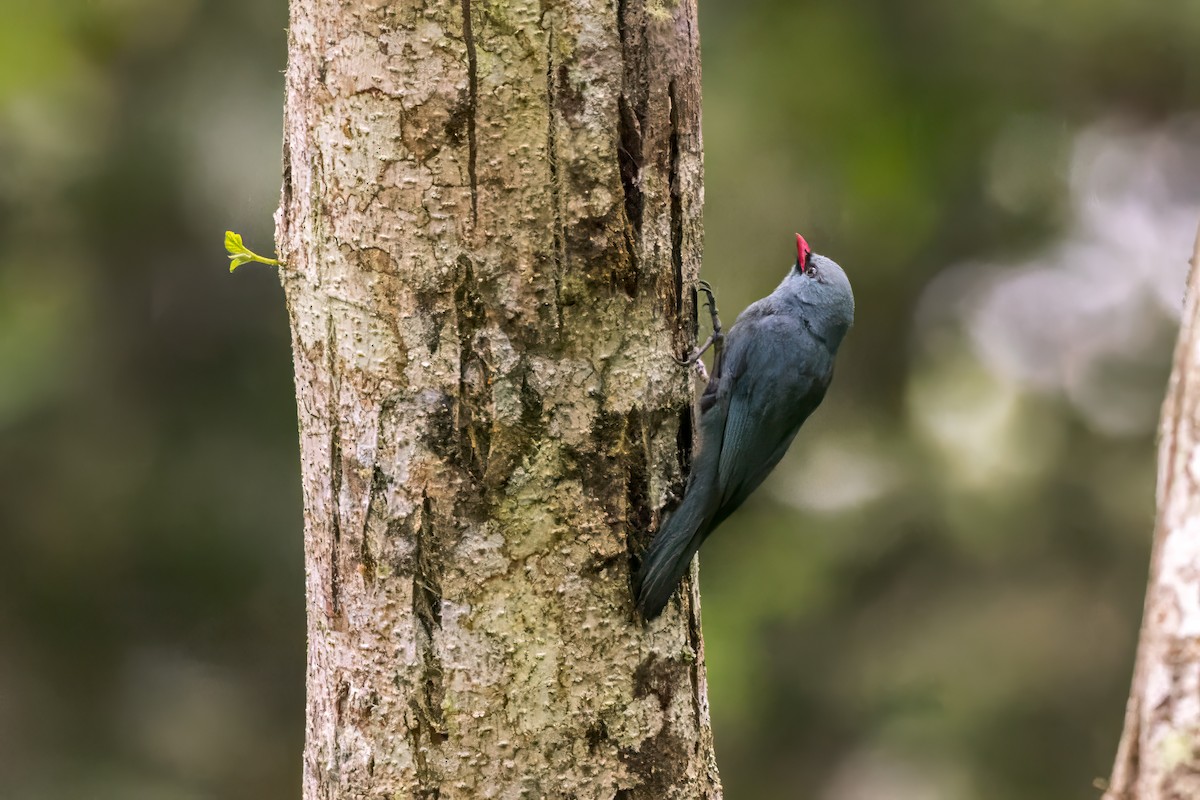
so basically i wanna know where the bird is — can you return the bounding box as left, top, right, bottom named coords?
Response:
left=636, top=233, right=855, bottom=618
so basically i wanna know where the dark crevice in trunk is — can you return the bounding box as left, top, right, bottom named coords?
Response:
left=687, top=594, right=705, bottom=737
left=668, top=79, right=696, bottom=493
left=461, top=0, right=479, bottom=224
left=617, top=96, right=644, bottom=236
left=454, top=255, right=491, bottom=483
left=545, top=23, right=566, bottom=338
left=326, top=312, right=344, bottom=621
left=360, top=466, right=386, bottom=583
left=668, top=80, right=684, bottom=322
left=411, top=492, right=446, bottom=798
left=625, top=409, right=653, bottom=541
left=279, top=136, right=293, bottom=246
left=616, top=0, right=647, bottom=297
left=618, top=94, right=644, bottom=297
left=676, top=401, right=694, bottom=475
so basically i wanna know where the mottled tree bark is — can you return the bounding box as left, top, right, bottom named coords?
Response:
left=274, top=0, right=720, bottom=797
left=1104, top=223, right=1200, bottom=800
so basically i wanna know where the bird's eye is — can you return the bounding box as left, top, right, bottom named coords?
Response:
left=805, top=264, right=818, bottom=277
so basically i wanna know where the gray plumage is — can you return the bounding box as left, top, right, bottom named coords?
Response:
left=636, top=245, right=855, bottom=618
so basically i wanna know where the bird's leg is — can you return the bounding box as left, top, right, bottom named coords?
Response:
left=675, top=280, right=724, bottom=382
left=699, top=280, right=724, bottom=364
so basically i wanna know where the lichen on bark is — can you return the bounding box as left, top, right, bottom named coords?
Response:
left=275, top=0, right=720, bottom=797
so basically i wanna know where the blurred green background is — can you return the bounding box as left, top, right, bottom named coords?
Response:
left=3, top=0, right=1198, bottom=798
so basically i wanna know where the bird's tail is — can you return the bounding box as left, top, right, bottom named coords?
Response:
left=636, top=491, right=713, bottom=619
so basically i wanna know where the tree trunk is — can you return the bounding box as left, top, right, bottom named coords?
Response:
left=274, top=1, right=719, bottom=797
left=1104, top=223, right=1200, bottom=800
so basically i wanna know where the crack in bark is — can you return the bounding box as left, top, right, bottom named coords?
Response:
left=360, top=466, right=385, bottom=584
left=461, top=0, right=479, bottom=225
left=668, top=80, right=684, bottom=320
left=686, top=592, right=704, bottom=736
left=616, top=0, right=646, bottom=298
left=624, top=409, right=653, bottom=541
left=545, top=22, right=565, bottom=338
left=668, top=80, right=696, bottom=482
left=326, top=312, right=344, bottom=620
left=279, top=136, right=293, bottom=247
left=411, top=491, right=446, bottom=798
left=617, top=94, right=644, bottom=297
left=333, top=680, right=350, bottom=785
left=358, top=400, right=397, bottom=586
left=676, top=401, right=695, bottom=474
left=453, top=255, right=491, bottom=482
left=617, top=94, right=644, bottom=233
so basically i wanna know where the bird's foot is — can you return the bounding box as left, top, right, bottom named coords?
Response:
left=697, top=280, right=723, bottom=339
left=674, top=280, right=725, bottom=368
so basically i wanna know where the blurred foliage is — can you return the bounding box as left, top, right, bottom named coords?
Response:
left=1, top=0, right=1197, bottom=797
left=0, top=1, right=296, bottom=798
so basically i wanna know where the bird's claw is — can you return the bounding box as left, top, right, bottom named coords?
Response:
left=674, top=331, right=725, bottom=365
left=675, top=280, right=724, bottom=368
left=696, top=281, right=721, bottom=332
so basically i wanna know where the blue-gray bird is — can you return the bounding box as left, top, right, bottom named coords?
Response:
left=636, top=233, right=855, bottom=618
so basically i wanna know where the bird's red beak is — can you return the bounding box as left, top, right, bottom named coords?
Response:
left=795, top=233, right=811, bottom=268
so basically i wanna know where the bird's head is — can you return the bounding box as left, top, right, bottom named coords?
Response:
left=786, top=232, right=855, bottom=349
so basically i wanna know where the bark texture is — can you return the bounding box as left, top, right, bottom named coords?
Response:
left=274, top=0, right=720, bottom=797
left=1105, top=223, right=1200, bottom=800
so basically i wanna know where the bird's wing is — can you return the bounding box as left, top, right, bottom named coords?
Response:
left=713, top=315, right=831, bottom=518
left=636, top=306, right=830, bottom=617
left=710, top=428, right=800, bottom=531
